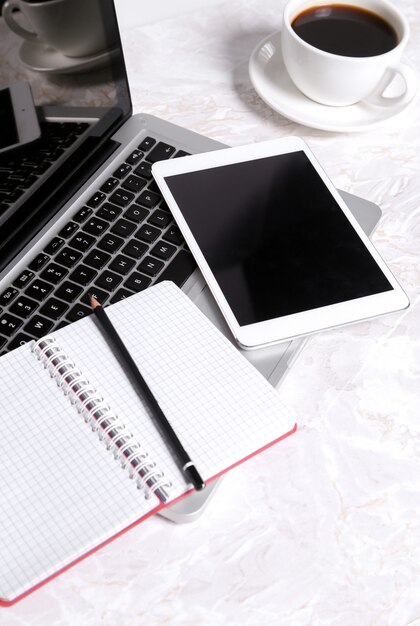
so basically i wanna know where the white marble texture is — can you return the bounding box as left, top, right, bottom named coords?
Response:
left=1, top=0, right=420, bottom=623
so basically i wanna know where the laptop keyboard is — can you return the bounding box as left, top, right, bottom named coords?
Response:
left=0, top=121, right=90, bottom=218
left=0, top=136, right=197, bottom=355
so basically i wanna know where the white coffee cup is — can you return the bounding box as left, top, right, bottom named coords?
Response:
left=2, top=0, right=108, bottom=58
left=281, top=0, right=414, bottom=107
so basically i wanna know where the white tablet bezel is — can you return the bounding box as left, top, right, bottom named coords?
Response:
left=152, top=137, right=409, bottom=349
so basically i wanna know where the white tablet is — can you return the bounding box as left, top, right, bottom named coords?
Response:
left=152, top=137, right=409, bottom=349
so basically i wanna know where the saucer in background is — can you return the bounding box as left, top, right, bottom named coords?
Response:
left=19, top=40, right=117, bottom=74
left=249, top=31, right=418, bottom=132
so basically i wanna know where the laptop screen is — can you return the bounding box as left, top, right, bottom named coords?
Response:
left=0, top=0, right=131, bottom=270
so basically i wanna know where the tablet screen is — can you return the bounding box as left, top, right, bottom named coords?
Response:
left=164, top=150, right=392, bottom=327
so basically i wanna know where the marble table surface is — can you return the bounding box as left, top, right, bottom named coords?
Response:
left=2, top=0, right=420, bottom=624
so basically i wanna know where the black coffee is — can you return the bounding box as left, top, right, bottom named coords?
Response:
left=291, top=5, right=399, bottom=57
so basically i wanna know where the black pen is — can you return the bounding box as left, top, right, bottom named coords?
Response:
left=89, top=295, right=206, bottom=492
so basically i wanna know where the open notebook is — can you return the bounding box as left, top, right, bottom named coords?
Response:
left=0, top=281, right=296, bottom=605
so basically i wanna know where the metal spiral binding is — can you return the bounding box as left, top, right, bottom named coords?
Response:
left=31, top=336, right=172, bottom=503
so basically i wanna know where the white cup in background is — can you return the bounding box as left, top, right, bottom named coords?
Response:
left=2, top=0, right=108, bottom=58
left=281, top=0, right=415, bottom=107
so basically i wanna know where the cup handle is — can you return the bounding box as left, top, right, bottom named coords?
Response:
left=365, top=63, right=418, bottom=107
left=2, top=1, right=39, bottom=42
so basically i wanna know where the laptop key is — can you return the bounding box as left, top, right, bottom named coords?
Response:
left=40, top=263, right=68, bottom=285
left=156, top=250, right=197, bottom=288
left=111, top=218, right=136, bottom=238
left=159, top=198, right=170, bottom=212
left=113, top=163, right=132, bottom=179
left=121, top=174, right=147, bottom=194
left=0, top=312, right=23, bottom=336
left=0, top=287, right=18, bottom=306
left=7, top=333, right=33, bottom=351
left=72, top=206, right=93, bottom=223
left=148, top=209, right=172, bottom=229
left=97, top=203, right=122, bottom=223
left=7, top=189, right=24, bottom=202
left=108, top=254, right=135, bottom=275
left=124, top=272, right=151, bottom=293
left=58, top=221, right=79, bottom=239
left=81, top=287, right=109, bottom=306
left=66, top=304, right=92, bottom=323
left=44, top=236, right=65, bottom=255
left=126, top=150, right=144, bottom=166
left=69, top=265, right=98, bottom=286
left=137, top=256, right=164, bottom=277
left=97, top=233, right=124, bottom=253
left=147, top=179, right=160, bottom=193
left=95, top=270, right=123, bottom=291
left=86, top=191, right=106, bottom=208
left=84, top=249, right=111, bottom=270
left=55, top=247, right=82, bottom=268
left=138, top=136, right=156, bottom=152
left=134, top=162, right=152, bottom=179
left=109, top=288, right=134, bottom=304
left=162, top=225, right=184, bottom=246
left=146, top=142, right=176, bottom=163
left=25, top=279, right=53, bottom=301
left=121, top=240, right=147, bottom=260
left=150, top=241, right=176, bottom=260
left=23, top=315, right=53, bottom=338
left=136, top=190, right=161, bottom=209
left=69, top=232, right=96, bottom=252
left=136, top=224, right=160, bottom=243
left=28, top=253, right=50, bottom=271
left=124, top=204, right=149, bottom=224
left=83, top=216, right=110, bottom=237
left=9, top=296, right=39, bottom=318
left=55, top=281, right=83, bottom=303
left=109, top=188, right=135, bottom=208
left=39, top=297, right=69, bottom=320
left=13, top=270, right=34, bottom=289
left=100, top=177, right=119, bottom=194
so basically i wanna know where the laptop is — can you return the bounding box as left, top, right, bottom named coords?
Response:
left=0, top=0, right=381, bottom=521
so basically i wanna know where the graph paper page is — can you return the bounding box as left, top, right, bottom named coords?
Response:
left=0, top=342, right=159, bottom=603
left=53, top=282, right=297, bottom=500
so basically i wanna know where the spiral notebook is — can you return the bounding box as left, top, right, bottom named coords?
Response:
left=0, top=281, right=296, bottom=605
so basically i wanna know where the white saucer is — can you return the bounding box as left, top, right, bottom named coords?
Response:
left=249, top=31, right=419, bottom=133
left=19, top=40, right=117, bottom=74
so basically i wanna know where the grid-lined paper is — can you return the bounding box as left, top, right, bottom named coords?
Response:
left=0, top=281, right=296, bottom=602
left=0, top=345, right=160, bottom=603
left=53, top=282, right=296, bottom=496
